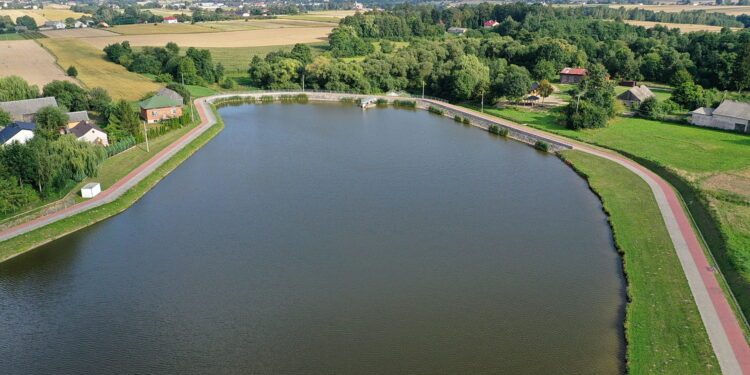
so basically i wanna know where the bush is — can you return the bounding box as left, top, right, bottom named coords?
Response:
left=340, top=97, right=356, bottom=104
left=534, top=140, right=550, bottom=152
left=462, top=117, right=471, bottom=125
left=428, top=106, right=444, bottom=115
left=376, top=98, right=388, bottom=106
left=220, top=78, right=236, bottom=89
left=392, top=100, right=416, bottom=108
left=260, top=95, right=274, bottom=103
left=294, top=94, right=308, bottom=103
left=154, top=73, right=173, bottom=83
left=105, top=135, right=136, bottom=157
left=279, top=94, right=295, bottom=103
left=66, top=65, right=78, bottom=78
left=498, top=127, right=509, bottom=136
left=454, top=115, right=463, bottom=122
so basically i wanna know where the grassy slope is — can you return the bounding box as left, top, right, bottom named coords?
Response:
left=37, top=38, right=160, bottom=101
left=561, top=150, right=719, bottom=374
left=0, top=111, right=224, bottom=262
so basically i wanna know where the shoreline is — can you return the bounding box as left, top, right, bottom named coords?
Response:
left=1, top=91, right=748, bottom=374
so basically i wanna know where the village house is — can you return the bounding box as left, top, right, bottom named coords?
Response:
left=162, top=16, right=178, bottom=24
left=0, top=97, right=58, bottom=122
left=0, top=121, right=35, bottom=146
left=65, top=121, right=109, bottom=146
left=483, top=20, right=499, bottom=28
left=617, top=85, right=654, bottom=105
left=66, top=111, right=90, bottom=128
left=73, top=21, right=87, bottom=28
left=559, top=67, right=588, bottom=84
left=44, top=21, right=66, bottom=29
left=139, top=95, right=183, bottom=124
left=690, top=100, right=750, bottom=133
left=447, top=26, right=468, bottom=35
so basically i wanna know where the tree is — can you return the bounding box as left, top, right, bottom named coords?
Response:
left=0, top=75, right=39, bottom=101
left=565, top=100, right=608, bottom=129
left=165, top=83, right=190, bottom=104
left=15, top=15, right=37, bottom=30
left=177, top=57, right=201, bottom=85
left=537, top=79, right=554, bottom=104
left=165, top=42, right=180, bottom=55
left=671, top=81, right=707, bottom=110
left=35, top=106, right=69, bottom=139
left=638, top=96, right=664, bottom=120
left=290, top=43, right=313, bottom=64
left=67, top=66, right=78, bottom=78
left=499, top=65, right=531, bottom=102
left=42, top=80, right=89, bottom=111
left=532, top=60, right=557, bottom=81
left=450, top=54, right=490, bottom=101
left=0, top=109, right=10, bottom=127
left=733, top=42, right=750, bottom=93
left=107, top=100, right=141, bottom=140
left=329, top=26, right=374, bottom=58
left=0, top=176, right=39, bottom=214
left=88, top=87, right=112, bottom=114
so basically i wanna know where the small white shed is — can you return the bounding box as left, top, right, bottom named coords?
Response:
left=81, top=182, right=101, bottom=198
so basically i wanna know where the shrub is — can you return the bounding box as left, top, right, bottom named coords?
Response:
left=454, top=115, right=463, bottom=122
left=376, top=98, right=388, bottom=106
left=220, top=78, right=236, bottom=89
left=428, top=106, right=444, bottom=115
left=392, top=100, right=416, bottom=108
left=295, top=94, right=308, bottom=103
left=340, top=97, right=356, bottom=104
left=260, top=95, right=274, bottom=103
left=279, top=94, right=295, bottom=103
left=498, top=127, right=509, bottom=136
left=154, top=73, right=173, bottom=83
left=66, top=65, right=78, bottom=78
left=534, top=140, right=550, bottom=152
left=105, top=135, right=136, bottom=157
left=462, top=117, right=471, bottom=125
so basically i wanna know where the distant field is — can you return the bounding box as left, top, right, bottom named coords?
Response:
left=110, top=23, right=219, bottom=35
left=202, top=43, right=328, bottom=72
left=37, top=38, right=160, bottom=101
left=279, top=15, right=342, bottom=23
left=306, top=10, right=359, bottom=18
left=42, top=28, right=118, bottom=38
left=147, top=9, right=192, bottom=17
left=76, top=27, right=332, bottom=48
left=609, top=4, right=750, bottom=16
left=200, top=21, right=265, bottom=32
left=0, top=9, right=89, bottom=24
left=622, top=20, right=740, bottom=32
left=0, top=40, right=77, bottom=88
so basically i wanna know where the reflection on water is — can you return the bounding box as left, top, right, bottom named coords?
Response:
left=0, top=104, right=625, bottom=374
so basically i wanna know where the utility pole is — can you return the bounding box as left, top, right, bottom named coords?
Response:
left=422, top=81, right=425, bottom=99
left=302, top=74, right=305, bottom=92
left=182, top=72, right=194, bottom=123
left=142, top=121, right=150, bottom=152
left=481, top=91, right=484, bottom=113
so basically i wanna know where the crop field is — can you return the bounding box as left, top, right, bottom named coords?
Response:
left=622, top=20, right=741, bottom=32
left=0, top=40, right=78, bottom=87
left=41, top=28, right=118, bottom=38
left=306, top=10, right=359, bottom=18
left=76, top=27, right=332, bottom=49
left=609, top=4, right=750, bottom=16
left=279, top=15, right=342, bottom=23
left=109, top=23, right=220, bottom=35
left=0, top=9, right=89, bottom=24
left=37, top=38, right=160, bottom=101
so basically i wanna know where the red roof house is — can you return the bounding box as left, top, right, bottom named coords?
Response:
left=163, top=16, right=178, bottom=24
left=483, top=20, right=500, bottom=28
left=559, top=67, right=588, bottom=84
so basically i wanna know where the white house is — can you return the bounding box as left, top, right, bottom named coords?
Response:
left=447, top=27, right=468, bottom=35
left=0, top=121, right=35, bottom=146
left=44, top=21, right=66, bottom=29
left=690, top=100, right=750, bottom=133
left=66, top=121, right=109, bottom=146
left=74, top=21, right=87, bottom=28
left=163, top=16, right=178, bottom=24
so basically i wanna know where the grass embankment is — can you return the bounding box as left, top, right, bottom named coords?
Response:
left=474, top=104, right=750, bottom=322
left=0, top=109, right=224, bottom=262
left=37, top=38, right=160, bottom=101
left=560, top=150, right=720, bottom=374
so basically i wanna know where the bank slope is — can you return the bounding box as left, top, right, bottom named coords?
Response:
left=560, top=150, right=719, bottom=374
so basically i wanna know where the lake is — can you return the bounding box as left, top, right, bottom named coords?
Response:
left=0, top=103, right=625, bottom=374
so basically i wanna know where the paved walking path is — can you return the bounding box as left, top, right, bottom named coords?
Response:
left=0, top=92, right=748, bottom=374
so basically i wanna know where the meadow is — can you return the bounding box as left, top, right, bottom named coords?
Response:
left=37, top=38, right=160, bottom=101
left=622, top=20, right=741, bottom=32
left=608, top=4, right=750, bottom=16
left=0, top=8, right=88, bottom=24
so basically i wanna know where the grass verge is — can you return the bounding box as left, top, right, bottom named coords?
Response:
left=0, top=108, right=224, bottom=262
left=560, top=149, right=720, bottom=374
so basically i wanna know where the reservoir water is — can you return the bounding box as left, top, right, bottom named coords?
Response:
left=0, top=103, right=625, bottom=374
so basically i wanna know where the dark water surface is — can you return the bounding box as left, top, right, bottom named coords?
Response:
left=0, top=104, right=625, bottom=374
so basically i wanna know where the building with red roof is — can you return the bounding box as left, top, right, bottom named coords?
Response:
left=559, top=67, right=588, bottom=84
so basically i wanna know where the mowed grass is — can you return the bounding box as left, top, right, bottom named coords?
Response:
left=37, top=38, right=160, bottom=101
left=560, top=150, right=719, bottom=374
left=204, top=42, right=328, bottom=71
left=110, top=23, right=219, bottom=35
left=279, top=14, right=341, bottom=23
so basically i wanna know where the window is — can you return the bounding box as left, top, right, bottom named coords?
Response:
left=171, top=109, right=177, bottom=114
left=151, top=110, right=158, bottom=116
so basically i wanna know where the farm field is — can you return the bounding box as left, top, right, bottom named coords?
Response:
left=109, top=23, right=220, bottom=35
left=200, top=43, right=328, bottom=71
left=608, top=4, right=750, bottom=16
left=0, top=40, right=78, bottom=87
left=76, top=26, right=332, bottom=48
left=41, top=28, right=118, bottom=38
left=279, top=14, right=342, bottom=23
left=622, top=20, right=741, bottom=32
left=0, top=8, right=88, bottom=24
left=37, top=38, right=160, bottom=101
left=306, top=10, right=359, bottom=18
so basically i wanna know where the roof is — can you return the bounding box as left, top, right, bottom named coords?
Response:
left=0, top=97, right=58, bottom=116
left=82, top=182, right=100, bottom=190
left=447, top=27, right=468, bottom=33
left=68, top=121, right=106, bottom=138
left=530, top=82, right=540, bottom=91
left=713, top=100, right=750, bottom=121
left=0, top=121, right=35, bottom=144
left=560, top=67, right=588, bottom=76
left=139, top=95, right=182, bottom=110
left=617, top=85, right=654, bottom=102
left=156, top=87, right=184, bottom=104
left=66, top=111, right=90, bottom=123
left=690, top=107, right=714, bottom=116
left=163, top=16, right=177, bottom=20
left=483, top=20, right=499, bottom=26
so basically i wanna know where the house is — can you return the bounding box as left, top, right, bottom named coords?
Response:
left=559, top=67, right=588, bottom=84
left=66, top=111, right=90, bottom=127
left=139, top=95, right=183, bottom=123
left=617, top=85, right=654, bottom=105
left=690, top=100, right=750, bottom=133
left=44, top=21, right=66, bottom=29
left=483, top=20, right=499, bottom=28
left=0, top=121, right=35, bottom=146
left=156, top=87, right=184, bottom=104
left=619, top=80, right=638, bottom=87
left=447, top=27, right=468, bottom=35
left=14, top=25, right=28, bottom=32
left=0, top=97, right=58, bottom=122
left=97, top=22, right=110, bottom=28
left=73, top=21, right=87, bottom=28
left=65, top=121, right=109, bottom=146
left=163, top=16, right=178, bottom=24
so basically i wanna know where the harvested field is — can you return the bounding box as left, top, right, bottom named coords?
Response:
left=42, top=28, right=118, bottom=38
left=0, top=9, right=89, bottom=24
left=37, top=38, right=160, bottom=101
left=0, top=10, right=47, bottom=25
left=622, top=20, right=741, bottom=32
left=0, top=40, right=78, bottom=88
left=77, top=27, right=332, bottom=49
left=306, top=10, right=359, bottom=18
left=109, top=23, right=219, bottom=35
left=279, top=15, right=341, bottom=23
left=609, top=4, right=750, bottom=16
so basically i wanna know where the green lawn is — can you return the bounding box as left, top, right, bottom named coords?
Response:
left=561, top=150, right=720, bottom=374
left=0, top=33, right=24, bottom=40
